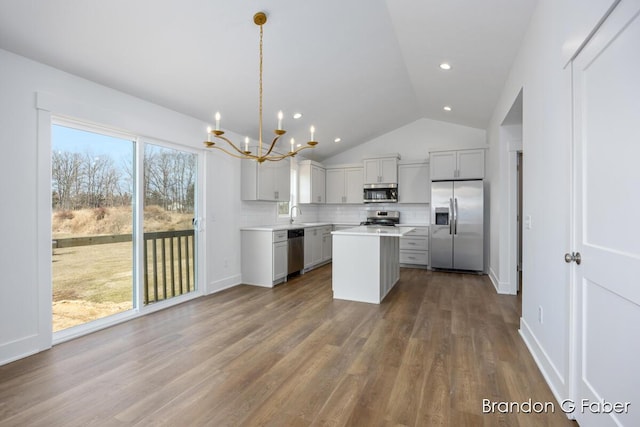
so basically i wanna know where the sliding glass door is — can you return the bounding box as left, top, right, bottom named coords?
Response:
left=51, top=122, right=200, bottom=334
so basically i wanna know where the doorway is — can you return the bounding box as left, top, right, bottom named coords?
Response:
left=517, top=151, right=523, bottom=294
left=501, top=88, right=523, bottom=297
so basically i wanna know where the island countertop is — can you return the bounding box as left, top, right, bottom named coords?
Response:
left=331, top=226, right=414, bottom=237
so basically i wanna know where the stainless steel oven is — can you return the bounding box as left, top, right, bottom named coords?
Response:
left=363, top=183, right=398, bottom=203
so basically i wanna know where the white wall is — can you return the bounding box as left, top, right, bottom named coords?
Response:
left=0, top=49, right=243, bottom=365
left=321, top=117, right=487, bottom=165
left=487, top=0, right=614, bottom=405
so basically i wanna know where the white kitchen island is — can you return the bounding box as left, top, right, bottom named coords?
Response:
left=331, top=226, right=414, bottom=304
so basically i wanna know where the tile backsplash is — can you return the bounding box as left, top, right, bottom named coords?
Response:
left=240, top=201, right=429, bottom=227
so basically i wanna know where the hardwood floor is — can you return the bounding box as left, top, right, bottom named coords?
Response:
left=0, top=265, right=576, bottom=426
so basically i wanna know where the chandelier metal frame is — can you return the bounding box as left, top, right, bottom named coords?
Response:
left=204, top=12, right=318, bottom=163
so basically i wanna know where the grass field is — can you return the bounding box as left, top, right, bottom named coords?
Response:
left=52, top=206, right=195, bottom=332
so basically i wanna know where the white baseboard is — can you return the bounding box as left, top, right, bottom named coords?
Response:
left=0, top=334, right=49, bottom=367
left=207, top=274, right=242, bottom=294
left=519, top=318, right=568, bottom=408
left=488, top=267, right=513, bottom=294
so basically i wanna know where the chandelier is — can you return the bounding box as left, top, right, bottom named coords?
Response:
left=204, top=11, right=318, bottom=163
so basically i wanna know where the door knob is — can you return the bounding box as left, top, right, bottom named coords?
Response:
left=564, top=252, right=581, bottom=265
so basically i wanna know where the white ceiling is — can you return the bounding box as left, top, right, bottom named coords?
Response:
left=0, top=0, right=536, bottom=161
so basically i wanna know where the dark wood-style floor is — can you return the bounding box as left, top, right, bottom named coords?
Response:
left=0, top=265, right=576, bottom=426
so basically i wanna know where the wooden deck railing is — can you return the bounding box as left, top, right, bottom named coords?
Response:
left=53, top=229, right=196, bottom=305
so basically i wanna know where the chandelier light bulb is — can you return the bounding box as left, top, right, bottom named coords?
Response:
left=215, top=112, right=221, bottom=130
left=277, top=111, right=284, bottom=130
left=310, top=125, right=315, bottom=142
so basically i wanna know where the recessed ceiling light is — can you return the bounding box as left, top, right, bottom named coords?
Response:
left=439, top=63, right=451, bottom=70
left=293, top=112, right=303, bottom=119
left=443, top=106, right=452, bottom=111
left=334, top=138, right=341, bottom=143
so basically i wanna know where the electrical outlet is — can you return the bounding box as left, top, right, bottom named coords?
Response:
left=525, top=215, right=532, bottom=230
left=224, top=258, right=229, bottom=268
left=538, top=306, right=543, bottom=324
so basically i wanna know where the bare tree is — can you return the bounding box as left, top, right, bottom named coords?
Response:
left=52, top=151, right=82, bottom=210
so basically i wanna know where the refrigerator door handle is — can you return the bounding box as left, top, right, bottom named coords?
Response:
left=449, top=198, right=454, bottom=235
left=453, top=198, right=458, bottom=235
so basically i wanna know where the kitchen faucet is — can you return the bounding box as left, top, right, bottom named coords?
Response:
left=289, top=205, right=302, bottom=224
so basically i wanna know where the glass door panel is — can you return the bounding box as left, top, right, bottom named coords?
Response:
left=143, top=143, right=197, bottom=304
left=51, top=124, right=134, bottom=332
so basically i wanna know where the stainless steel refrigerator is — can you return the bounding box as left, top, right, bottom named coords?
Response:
left=430, top=180, right=483, bottom=271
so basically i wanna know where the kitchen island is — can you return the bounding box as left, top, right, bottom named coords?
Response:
left=331, top=226, right=414, bottom=304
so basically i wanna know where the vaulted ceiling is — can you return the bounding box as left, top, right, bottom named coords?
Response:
left=0, top=0, right=536, bottom=160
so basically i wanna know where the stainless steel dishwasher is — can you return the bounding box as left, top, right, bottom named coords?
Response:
left=287, top=228, right=304, bottom=276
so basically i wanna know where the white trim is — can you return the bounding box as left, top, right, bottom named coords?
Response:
left=207, top=274, right=243, bottom=295
left=488, top=268, right=500, bottom=292
left=519, top=318, right=571, bottom=418
left=488, top=267, right=512, bottom=294
left=36, top=108, right=53, bottom=354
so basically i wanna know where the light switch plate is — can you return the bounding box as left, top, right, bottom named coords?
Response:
left=525, top=215, right=532, bottom=230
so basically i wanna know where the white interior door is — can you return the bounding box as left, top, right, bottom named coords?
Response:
left=572, top=2, right=640, bottom=426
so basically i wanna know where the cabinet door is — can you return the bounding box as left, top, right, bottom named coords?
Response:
left=273, top=241, right=287, bottom=281
left=363, top=159, right=381, bottom=184
left=256, top=162, right=277, bottom=200
left=273, top=158, right=291, bottom=201
left=379, top=158, right=397, bottom=183
left=456, top=149, right=485, bottom=179
left=322, top=233, right=332, bottom=262
left=325, top=169, right=345, bottom=204
left=344, top=168, right=363, bottom=203
left=312, top=229, right=323, bottom=264
left=398, top=163, right=429, bottom=203
left=311, top=166, right=326, bottom=203
left=304, top=228, right=314, bottom=269
left=430, top=151, right=457, bottom=180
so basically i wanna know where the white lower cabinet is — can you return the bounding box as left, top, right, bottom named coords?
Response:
left=399, top=227, right=429, bottom=268
left=273, top=240, right=287, bottom=282
left=321, top=226, right=332, bottom=262
left=304, top=225, right=332, bottom=271
left=241, top=229, right=288, bottom=287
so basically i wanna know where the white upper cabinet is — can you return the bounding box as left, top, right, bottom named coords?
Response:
left=430, top=149, right=484, bottom=180
left=242, top=158, right=291, bottom=201
left=398, top=161, right=429, bottom=203
left=363, top=155, right=399, bottom=184
left=326, top=166, right=363, bottom=204
left=298, top=160, right=326, bottom=204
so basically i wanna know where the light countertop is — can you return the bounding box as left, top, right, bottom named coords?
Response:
left=240, top=223, right=427, bottom=232
left=331, top=226, right=415, bottom=237
left=241, top=222, right=333, bottom=231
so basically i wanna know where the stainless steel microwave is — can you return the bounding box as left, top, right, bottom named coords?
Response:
left=363, top=183, right=398, bottom=203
